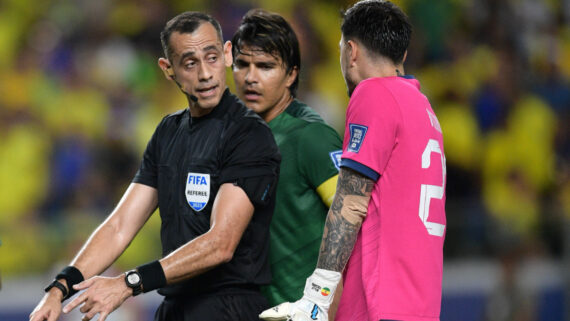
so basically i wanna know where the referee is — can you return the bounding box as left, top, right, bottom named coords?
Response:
left=30, top=11, right=280, bottom=321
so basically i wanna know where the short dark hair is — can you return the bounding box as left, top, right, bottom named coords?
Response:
left=341, top=0, right=411, bottom=65
left=232, top=9, right=301, bottom=97
left=160, top=12, right=223, bottom=60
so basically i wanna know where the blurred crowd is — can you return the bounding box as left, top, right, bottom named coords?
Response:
left=417, top=0, right=570, bottom=260
left=0, top=0, right=569, bottom=309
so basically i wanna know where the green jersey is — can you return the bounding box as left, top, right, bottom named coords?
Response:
left=261, top=99, right=342, bottom=305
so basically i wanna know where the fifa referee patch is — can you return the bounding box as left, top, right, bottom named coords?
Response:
left=185, top=172, right=210, bottom=211
left=347, top=124, right=368, bottom=153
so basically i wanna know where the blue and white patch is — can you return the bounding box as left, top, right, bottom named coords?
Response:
left=311, top=304, right=319, bottom=319
left=329, top=150, right=342, bottom=171
left=347, top=124, right=368, bottom=153
left=185, top=172, right=210, bottom=211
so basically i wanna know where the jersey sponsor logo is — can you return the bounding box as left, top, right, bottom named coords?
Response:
left=347, top=124, right=368, bottom=153
left=185, top=172, right=210, bottom=211
left=310, top=282, right=321, bottom=293
left=329, top=150, right=342, bottom=171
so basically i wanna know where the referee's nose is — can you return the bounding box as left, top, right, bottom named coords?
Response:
left=198, top=61, right=214, bottom=82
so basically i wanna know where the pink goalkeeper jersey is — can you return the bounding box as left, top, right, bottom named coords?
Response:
left=336, top=77, right=446, bottom=321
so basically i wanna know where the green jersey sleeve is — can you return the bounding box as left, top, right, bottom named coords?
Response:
left=297, top=122, right=343, bottom=190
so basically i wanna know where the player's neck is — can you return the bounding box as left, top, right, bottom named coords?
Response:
left=357, top=52, right=405, bottom=80
left=262, top=93, right=294, bottom=123
left=362, top=63, right=404, bottom=79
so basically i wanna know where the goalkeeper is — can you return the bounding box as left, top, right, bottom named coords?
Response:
left=260, top=1, right=447, bottom=321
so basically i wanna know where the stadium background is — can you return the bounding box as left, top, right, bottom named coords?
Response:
left=0, top=0, right=569, bottom=320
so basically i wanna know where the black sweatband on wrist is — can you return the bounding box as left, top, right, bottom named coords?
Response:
left=52, top=281, right=68, bottom=298
left=137, top=260, right=166, bottom=293
left=44, top=280, right=68, bottom=301
left=56, top=266, right=84, bottom=301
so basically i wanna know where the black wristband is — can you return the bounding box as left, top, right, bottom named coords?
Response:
left=55, top=266, right=84, bottom=301
left=137, top=260, right=166, bottom=293
left=44, top=280, right=68, bottom=302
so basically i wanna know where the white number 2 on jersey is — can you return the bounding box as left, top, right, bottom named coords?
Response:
left=418, top=139, right=446, bottom=237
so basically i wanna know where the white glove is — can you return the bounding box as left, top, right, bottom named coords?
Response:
left=259, top=269, right=341, bottom=321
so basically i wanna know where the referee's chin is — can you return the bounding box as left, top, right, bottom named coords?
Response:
left=196, top=97, right=220, bottom=110
left=194, top=89, right=223, bottom=110
left=189, top=96, right=222, bottom=117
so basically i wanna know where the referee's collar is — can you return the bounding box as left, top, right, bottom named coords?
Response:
left=188, top=87, right=231, bottom=125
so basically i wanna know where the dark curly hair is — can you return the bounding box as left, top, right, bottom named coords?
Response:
left=341, top=0, right=412, bottom=65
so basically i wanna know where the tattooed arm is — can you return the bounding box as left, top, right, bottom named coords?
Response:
left=259, top=167, right=374, bottom=320
left=317, top=167, right=375, bottom=272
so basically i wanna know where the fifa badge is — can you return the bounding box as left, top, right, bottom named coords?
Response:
left=185, top=172, right=210, bottom=211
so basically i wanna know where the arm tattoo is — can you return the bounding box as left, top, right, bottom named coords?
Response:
left=317, top=168, right=374, bottom=272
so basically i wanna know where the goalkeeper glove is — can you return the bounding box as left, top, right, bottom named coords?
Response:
left=259, top=268, right=341, bottom=321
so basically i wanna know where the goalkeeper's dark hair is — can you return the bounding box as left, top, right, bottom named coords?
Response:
left=341, top=0, right=411, bottom=65
left=160, top=12, right=223, bottom=60
left=232, top=9, right=300, bottom=97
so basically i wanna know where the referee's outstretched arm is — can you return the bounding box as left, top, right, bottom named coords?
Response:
left=30, top=183, right=158, bottom=321
left=30, top=182, right=255, bottom=321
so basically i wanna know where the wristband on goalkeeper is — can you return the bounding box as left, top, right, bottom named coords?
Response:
left=302, top=268, right=341, bottom=310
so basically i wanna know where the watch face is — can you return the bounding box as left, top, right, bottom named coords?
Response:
left=127, top=273, right=141, bottom=285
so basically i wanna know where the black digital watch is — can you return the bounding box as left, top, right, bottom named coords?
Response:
left=124, top=270, right=143, bottom=296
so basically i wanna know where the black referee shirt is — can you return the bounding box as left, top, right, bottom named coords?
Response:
left=133, top=88, right=280, bottom=297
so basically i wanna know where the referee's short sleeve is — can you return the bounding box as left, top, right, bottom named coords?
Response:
left=132, top=120, right=162, bottom=188
left=220, top=118, right=281, bottom=206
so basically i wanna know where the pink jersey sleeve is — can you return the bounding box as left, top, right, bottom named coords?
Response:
left=341, top=79, right=401, bottom=179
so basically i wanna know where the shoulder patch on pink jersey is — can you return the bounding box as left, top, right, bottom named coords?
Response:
left=347, top=124, right=368, bottom=153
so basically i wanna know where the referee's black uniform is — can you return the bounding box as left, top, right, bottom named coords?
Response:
left=133, top=88, right=281, bottom=320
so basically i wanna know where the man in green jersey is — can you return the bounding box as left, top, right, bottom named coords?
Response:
left=231, top=8, right=343, bottom=317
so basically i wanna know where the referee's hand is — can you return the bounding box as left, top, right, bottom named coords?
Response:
left=29, top=290, right=64, bottom=321
left=62, top=274, right=131, bottom=321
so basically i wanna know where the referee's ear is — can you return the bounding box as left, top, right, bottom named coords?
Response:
left=223, top=41, right=233, bottom=68
left=158, top=58, right=174, bottom=80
